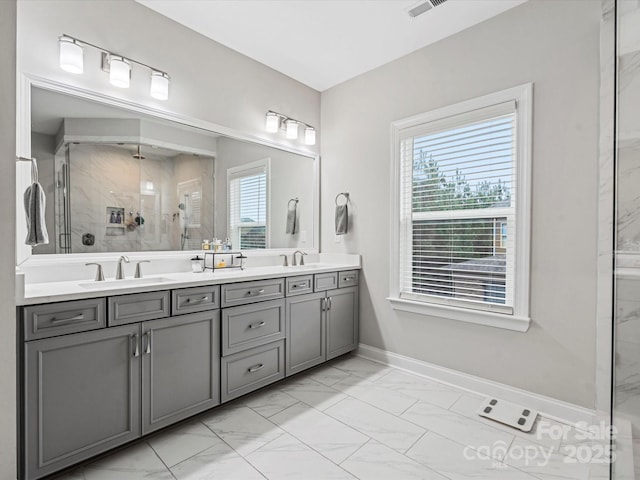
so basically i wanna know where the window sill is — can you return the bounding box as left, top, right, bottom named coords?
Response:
left=387, top=297, right=530, bottom=332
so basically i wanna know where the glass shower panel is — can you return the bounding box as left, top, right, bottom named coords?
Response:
left=613, top=1, right=640, bottom=479
left=60, top=143, right=214, bottom=253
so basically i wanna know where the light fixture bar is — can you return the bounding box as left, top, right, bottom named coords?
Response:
left=63, top=34, right=166, bottom=75
left=265, top=110, right=316, bottom=145
left=59, top=33, right=170, bottom=100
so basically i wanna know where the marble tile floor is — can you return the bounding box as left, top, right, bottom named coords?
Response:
left=52, top=354, right=608, bottom=480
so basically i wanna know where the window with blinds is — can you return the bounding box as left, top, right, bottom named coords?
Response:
left=398, top=101, right=517, bottom=314
left=228, top=159, right=270, bottom=249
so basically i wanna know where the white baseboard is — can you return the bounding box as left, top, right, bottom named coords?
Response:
left=356, top=343, right=596, bottom=425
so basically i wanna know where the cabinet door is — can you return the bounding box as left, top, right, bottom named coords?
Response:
left=286, top=292, right=326, bottom=376
left=142, top=311, right=220, bottom=434
left=24, top=324, right=141, bottom=480
left=326, top=287, right=359, bottom=360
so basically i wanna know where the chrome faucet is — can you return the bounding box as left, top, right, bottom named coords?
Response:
left=280, top=254, right=289, bottom=267
left=116, top=255, right=130, bottom=280
left=85, top=263, right=104, bottom=281
left=135, top=260, right=150, bottom=278
left=292, top=250, right=307, bottom=266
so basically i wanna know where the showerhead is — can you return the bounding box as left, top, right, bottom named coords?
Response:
left=133, top=145, right=145, bottom=159
left=178, top=203, right=186, bottom=210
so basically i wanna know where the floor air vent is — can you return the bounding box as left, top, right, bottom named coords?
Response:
left=477, top=397, right=538, bottom=432
left=407, top=0, right=448, bottom=18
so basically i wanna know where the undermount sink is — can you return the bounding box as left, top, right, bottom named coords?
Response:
left=78, top=277, right=174, bottom=289
left=285, top=263, right=333, bottom=270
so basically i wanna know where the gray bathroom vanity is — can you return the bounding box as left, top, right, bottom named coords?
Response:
left=18, top=267, right=359, bottom=480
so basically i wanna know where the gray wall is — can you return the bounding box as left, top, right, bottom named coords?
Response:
left=0, top=1, right=17, bottom=478
left=320, top=0, right=601, bottom=407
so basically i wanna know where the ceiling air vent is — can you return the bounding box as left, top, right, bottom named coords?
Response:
left=407, top=0, right=448, bottom=18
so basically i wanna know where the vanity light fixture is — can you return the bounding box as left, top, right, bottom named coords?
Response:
left=59, top=36, right=84, bottom=74
left=108, top=55, right=130, bottom=88
left=57, top=34, right=171, bottom=100
left=150, top=71, right=170, bottom=100
left=304, top=126, right=316, bottom=146
left=285, top=119, right=299, bottom=139
left=264, top=110, right=316, bottom=146
left=265, top=112, right=280, bottom=133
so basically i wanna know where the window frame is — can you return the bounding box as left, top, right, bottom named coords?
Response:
left=227, top=157, right=271, bottom=249
left=388, top=84, right=532, bottom=332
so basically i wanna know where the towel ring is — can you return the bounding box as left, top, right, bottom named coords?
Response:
left=288, top=198, right=299, bottom=208
left=335, top=192, right=350, bottom=206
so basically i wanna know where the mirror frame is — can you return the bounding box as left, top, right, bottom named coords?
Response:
left=16, top=74, right=320, bottom=266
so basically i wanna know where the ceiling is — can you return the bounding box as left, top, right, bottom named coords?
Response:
left=136, top=0, right=527, bottom=92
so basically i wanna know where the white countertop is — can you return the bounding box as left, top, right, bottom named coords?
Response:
left=18, top=260, right=360, bottom=305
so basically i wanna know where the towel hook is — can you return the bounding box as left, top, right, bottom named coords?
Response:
left=16, top=155, right=39, bottom=183
left=335, top=192, right=350, bottom=206
left=288, top=198, right=299, bottom=209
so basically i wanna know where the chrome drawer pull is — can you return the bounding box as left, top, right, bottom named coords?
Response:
left=185, top=296, right=209, bottom=305
left=51, top=313, right=85, bottom=324
left=247, top=289, right=266, bottom=295
left=145, top=331, right=152, bottom=354
left=327, top=297, right=332, bottom=310
left=343, top=276, right=354, bottom=281
left=132, top=334, right=140, bottom=357
left=249, top=321, right=266, bottom=329
left=292, top=283, right=306, bottom=289
left=248, top=363, right=264, bottom=373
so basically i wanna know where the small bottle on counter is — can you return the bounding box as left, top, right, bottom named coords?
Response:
left=202, top=240, right=211, bottom=250
left=191, top=256, right=203, bottom=273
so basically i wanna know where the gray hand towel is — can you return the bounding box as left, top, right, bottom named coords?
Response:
left=24, top=179, right=49, bottom=247
left=286, top=204, right=297, bottom=234
left=335, top=204, right=348, bottom=235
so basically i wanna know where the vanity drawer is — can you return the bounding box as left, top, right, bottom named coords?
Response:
left=222, top=299, right=285, bottom=355
left=221, top=340, right=285, bottom=402
left=314, top=272, right=338, bottom=292
left=221, top=278, right=284, bottom=307
left=23, top=298, right=106, bottom=341
left=172, top=285, right=220, bottom=315
left=338, top=270, right=360, bottom=288
left=286, top=275, right=314, bottom=296
left=108, top=291, right=170, bottom=326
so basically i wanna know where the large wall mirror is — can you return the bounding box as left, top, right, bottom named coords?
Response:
left=20, top=81, right=318, bottom=259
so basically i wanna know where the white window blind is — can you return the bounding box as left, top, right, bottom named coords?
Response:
left=228, top=160, right=269, bottom=249
left=399, top=101, right=517, bottom=314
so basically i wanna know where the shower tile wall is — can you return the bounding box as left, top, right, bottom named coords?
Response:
left=616, top=51, right=640, bottom=250
left=67, top=144, right=213, bottom=253
left=615, top=275, right=640, bottom=478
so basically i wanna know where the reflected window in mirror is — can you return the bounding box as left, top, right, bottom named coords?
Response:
left=228, top=158, right=270, bottom=249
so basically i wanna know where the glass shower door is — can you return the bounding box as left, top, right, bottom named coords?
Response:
left=613, top=1, right=640, bottom=479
